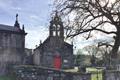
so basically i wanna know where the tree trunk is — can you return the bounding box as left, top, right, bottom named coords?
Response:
left=111, top=29, right=120, bottom=58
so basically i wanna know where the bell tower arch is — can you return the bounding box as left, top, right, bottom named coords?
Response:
left=49, top=11, right=64, bottom=38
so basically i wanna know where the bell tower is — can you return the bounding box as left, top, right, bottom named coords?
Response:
left=49, top=11, right=64, bottom=39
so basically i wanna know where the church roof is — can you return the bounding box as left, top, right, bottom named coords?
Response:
left=0, top=24, right=26, bottom=34
left=34, top=36, right=73, bottom=51
left=0, top=24, right=17, bottom=31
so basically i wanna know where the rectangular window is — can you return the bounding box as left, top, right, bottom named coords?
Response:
left=53, top=31, right=56, bottom=36
left=58, top=31, right=60, bottom=36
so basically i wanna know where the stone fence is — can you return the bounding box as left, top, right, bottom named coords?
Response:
left=13, top=65, right=91, bottom=80
left=12, top=65, right=120, bottom=80
left=103, top=70, right=120, bottom=80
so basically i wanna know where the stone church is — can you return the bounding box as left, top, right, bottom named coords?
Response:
left=0, top=14, right=27, bottom=75
left=33, top=12, right=74, bottom=69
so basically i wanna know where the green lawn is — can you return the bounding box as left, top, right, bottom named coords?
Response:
left=64, top=67, right=103, bottom=80
left=86, top=67, right=103, bottom=80
left=0, top=75, right=16, bottom=80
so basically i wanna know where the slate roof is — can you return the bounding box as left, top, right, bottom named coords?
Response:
left=0, top=24, right=26, bottom=35
left=34, top=36, right=73, bottom=51
left=0, top=24, right=19, bottom=32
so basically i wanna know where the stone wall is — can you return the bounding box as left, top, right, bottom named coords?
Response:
left=13, top=65, right=120, bottom=80
left=33, top=49, right=41, bottom=65
left=103, top=70, right=120, bottom=80
left=0, top=32, right=25, bottom=75
left=0, top=32, right=25, bottom=48
left=13, top=65, right=91, bottom=80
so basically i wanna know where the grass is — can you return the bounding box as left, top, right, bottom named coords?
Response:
left=86, top=67, right=103, bottom=80
left=0, top=75, right=16, bottom=80
left=64, top=67, right=103, bottom=80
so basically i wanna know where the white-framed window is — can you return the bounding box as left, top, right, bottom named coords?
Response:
left=64, top=59, right=68, bottom=63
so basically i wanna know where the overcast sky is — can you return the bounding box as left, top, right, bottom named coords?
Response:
left=0, top=0, right=114, bottom=52
left=0, top=0, right=54, bottom=49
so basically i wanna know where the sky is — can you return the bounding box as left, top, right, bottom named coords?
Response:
left=0, top=0, right=54, bottom=49
left=0, top=0, right=114, bottom=52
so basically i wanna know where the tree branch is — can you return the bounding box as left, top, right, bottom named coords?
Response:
left=67, top=28, right=116, bottom=38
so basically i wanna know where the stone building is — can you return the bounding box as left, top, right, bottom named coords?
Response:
left=24, top=48, right=33, bottom=65
left=33, top=12, right=74, bottom=69
left=0, top=14, right=27, bottom=75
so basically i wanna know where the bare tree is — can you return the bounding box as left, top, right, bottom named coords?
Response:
left=83, top=43, right=112, bottom=66
left=83, top=45, right=99, bottom=66
left=97, top=42, right=113, bottom=66
left=54, top=0, right=120, bottom=58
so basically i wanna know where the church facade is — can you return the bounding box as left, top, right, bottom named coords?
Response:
left=0, top=14, right=26, bottom=75
left=33, top=12, right=74, bottom=69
